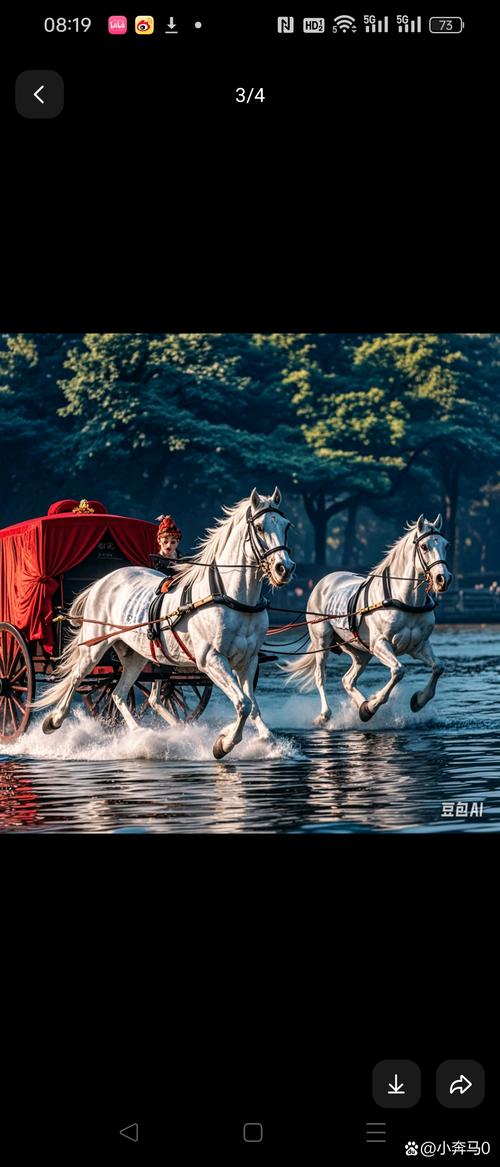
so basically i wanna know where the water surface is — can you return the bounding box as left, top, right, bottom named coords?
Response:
left=1, top=627, right=498, bottom=833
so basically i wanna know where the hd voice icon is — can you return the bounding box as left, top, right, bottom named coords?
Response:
left=303, top=18, right=325, bottom=33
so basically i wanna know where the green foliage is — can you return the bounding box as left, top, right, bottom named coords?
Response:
left=0, top=333, right=84, bottom=515
left=1, top=331, right=500, bottom=568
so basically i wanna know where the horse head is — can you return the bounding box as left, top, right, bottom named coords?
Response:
left=415, top=514, right=452, bottom=593
left=248, top=487, right=296, bottom=587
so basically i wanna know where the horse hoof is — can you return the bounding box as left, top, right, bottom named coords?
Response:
left=410, top=693, right=421, bottom=713
left=314, top=711, right=331, bottom=725
left=42, top=715, right=57, bottom=734
left=359, top=701, right=375, bottom=722
left=213, top=735, right=228, bottom=760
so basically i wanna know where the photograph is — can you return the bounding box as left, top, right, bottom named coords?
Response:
left=1, top=331, right=498, bottom=834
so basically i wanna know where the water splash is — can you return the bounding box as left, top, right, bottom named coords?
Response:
left=3, top=708, right=304, bottom=764
left=269, top=681, right=500, bottom=734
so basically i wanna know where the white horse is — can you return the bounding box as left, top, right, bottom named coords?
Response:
left=32, top=488, right=295, bottom=759
left=283, top=514, right=452, bottom=723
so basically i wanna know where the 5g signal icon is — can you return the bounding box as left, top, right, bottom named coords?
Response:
left=333, top=14, right=357, bottom=32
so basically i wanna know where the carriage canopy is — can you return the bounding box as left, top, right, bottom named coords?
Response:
left=0, top=501, right=157, bottom=652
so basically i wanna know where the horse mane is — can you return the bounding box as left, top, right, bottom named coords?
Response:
left=370, top=518, right=435, bottom=577
left=169, top=495, right=256, bottom=588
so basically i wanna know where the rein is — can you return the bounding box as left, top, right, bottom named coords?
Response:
left=57, top=517, right=448, bottom=655
left=58, top=505, right=289, bottom=652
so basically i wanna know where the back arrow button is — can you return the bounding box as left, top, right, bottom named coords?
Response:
left=15, top=71, right=64, bottom=118
left=120, top=1123, right=139, bottom=1142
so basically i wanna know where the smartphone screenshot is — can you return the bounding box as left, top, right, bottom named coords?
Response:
left=1, top=9, right=497, bottom=1162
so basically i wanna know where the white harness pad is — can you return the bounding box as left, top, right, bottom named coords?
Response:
left=321, top=574, right=366, bottom=632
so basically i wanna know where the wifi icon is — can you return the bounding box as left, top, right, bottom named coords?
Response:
left=333, top=14, right=357, bottom=33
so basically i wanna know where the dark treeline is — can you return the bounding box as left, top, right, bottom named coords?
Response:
left=2, top=332, right=500, bottom=575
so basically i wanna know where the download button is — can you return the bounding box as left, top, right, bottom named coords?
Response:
left=372, top=1060, right=421, bottom=1108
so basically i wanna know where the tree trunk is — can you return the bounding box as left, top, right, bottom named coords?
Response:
left=343, top=500, right=358, bottom=566
left=443, top=462, right=460, bottom=572
left=303, top=490, right=328, bottom=565
left=313, top=508, right=327, bottom=565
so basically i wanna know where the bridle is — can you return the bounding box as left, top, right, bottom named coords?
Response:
left=413, top=527, right=449, bottom=589
left=245, top=506, right=292, bottom=576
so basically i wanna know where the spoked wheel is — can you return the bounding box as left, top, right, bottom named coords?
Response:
left=0, top=623, right=35, bottom=742
left=159, top=677, right=213, bottom=722
left=80, top=671, right=213, bottom=727
left=80, top=676, right=153, bottom=727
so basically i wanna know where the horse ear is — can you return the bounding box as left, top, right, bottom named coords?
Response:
left=433, top=513, right=442, bottom=531
left=271, top=486, right=281, bottom=505
left=250, top=488, right=260, bottom=510
left=417, top=514, right=425, bottom=533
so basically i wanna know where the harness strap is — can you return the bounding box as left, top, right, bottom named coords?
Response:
left=348, top=576, right=374, bottom=650
left=208, top=561, right=224, bottom=599
left=413, top=529, right=448, bottom=576
left=245, top=506, right=290, bottom=565
left=169, top=627, right=196, bottom=662
left=383, top=596, right=437, bottom=614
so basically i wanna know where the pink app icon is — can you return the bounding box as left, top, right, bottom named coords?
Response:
left=108, top=16, right=127, bottom=35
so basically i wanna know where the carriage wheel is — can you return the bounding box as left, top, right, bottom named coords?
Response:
left=0, top=623, right=35, bottom=742
left=159, top=678, right=213, bottom=723
left=80, top=673, right=213, bottom=726
left=81, top=677, right=152, bottom=726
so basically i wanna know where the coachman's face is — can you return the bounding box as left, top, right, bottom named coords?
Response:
left=159, top=534, right=179, bottom=556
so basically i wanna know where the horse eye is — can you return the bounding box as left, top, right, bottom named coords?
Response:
left=257, top=525, right=264, bottom=534
left=422, top=543, right=427, bottom=551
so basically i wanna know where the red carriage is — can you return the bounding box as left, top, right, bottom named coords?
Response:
left=0, top=498, right=221, bottom=741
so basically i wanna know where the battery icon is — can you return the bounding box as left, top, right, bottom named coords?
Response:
left=429, top=16, right=464, bottom=33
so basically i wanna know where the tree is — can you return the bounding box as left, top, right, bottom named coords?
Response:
left=57, top=333, right=302, bottom=533
left=256, top=333, right=420, bottom=563
left=0, top=333, right=84, bottom=522
left=353, top=333, right=500, bottom=569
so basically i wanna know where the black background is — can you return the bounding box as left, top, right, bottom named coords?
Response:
left=1, top=9, right=498, bottom=1161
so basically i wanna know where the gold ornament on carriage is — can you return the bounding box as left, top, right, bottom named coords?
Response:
left=72, top=499, right=95, bottom=514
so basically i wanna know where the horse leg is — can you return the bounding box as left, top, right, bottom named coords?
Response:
left=200, top=647, right=252, bottom=759
left=409, top=639, right=444, bottom=712
left=147, top=679, right=180, bottom=727
left=357, top=638, right=405, bottom=721
left=42, top=642, right=109, bottom=733
left=340, top=647, right=371, bottom=713
left=110, top=646, right=146, bottom=731
left=238, top=655, right=276, bottom=743
left=313, top=647, right=334, bottom=725
left=303, top=621, right=333, bottom=724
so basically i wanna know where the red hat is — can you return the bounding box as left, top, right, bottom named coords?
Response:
left=157, top=515, right=181, bottom=543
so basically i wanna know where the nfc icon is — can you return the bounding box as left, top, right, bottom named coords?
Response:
left=303, top=18, right=325, bottom=33
left=277, top=17, right=295, bottom=33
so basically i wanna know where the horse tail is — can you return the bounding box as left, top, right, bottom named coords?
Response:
left=30, top=584, right=94, bottom=711
left=279, top=646, right=318, bottom=692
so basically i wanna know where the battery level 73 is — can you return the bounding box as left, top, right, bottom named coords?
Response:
left=429, top=17, right=465, bottom=33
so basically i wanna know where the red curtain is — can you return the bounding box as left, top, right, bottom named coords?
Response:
left=0, top=515, right=157, bottom=652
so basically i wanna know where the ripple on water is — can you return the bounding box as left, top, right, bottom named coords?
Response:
left=1, top=627, right=499, bottom=832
